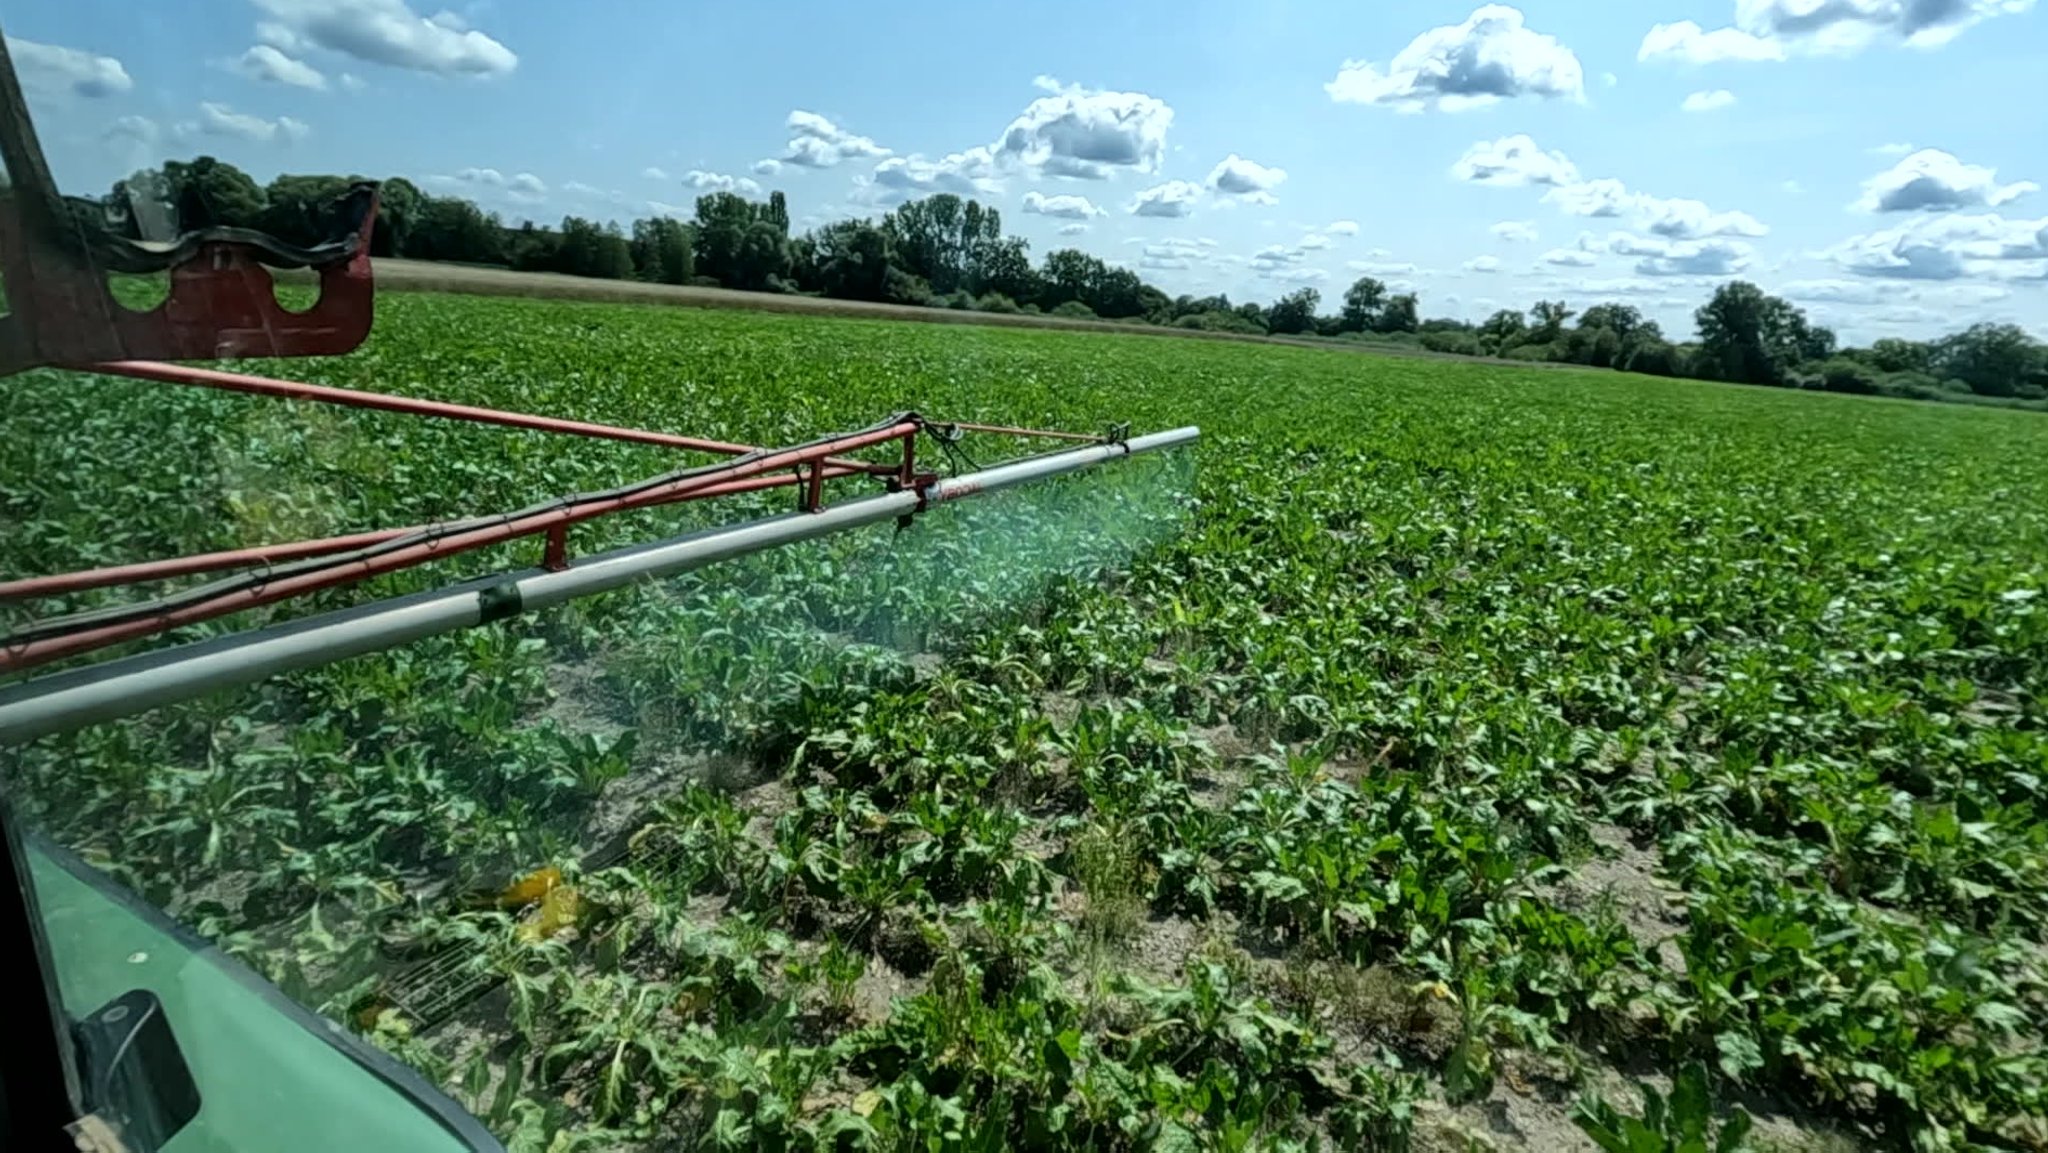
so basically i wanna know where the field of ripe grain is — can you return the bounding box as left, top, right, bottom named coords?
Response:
left=5, top=293, right=2045, bottom=1151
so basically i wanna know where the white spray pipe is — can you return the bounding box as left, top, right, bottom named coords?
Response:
left=0, top=428, right=1199, bottom=745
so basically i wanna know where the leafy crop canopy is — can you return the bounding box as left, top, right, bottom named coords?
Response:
left=4, top=294, right=2046, bottom=1151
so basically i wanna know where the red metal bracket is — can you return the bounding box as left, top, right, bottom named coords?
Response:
left=0, top=33, right=379, bottom=374
left=0, top=200, right=380, bottom=373
left=542, top=526, right=571, bottom=573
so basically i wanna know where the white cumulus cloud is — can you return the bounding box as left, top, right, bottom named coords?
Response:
left=1348, top=259, right=1421, bottom=275
left=1681, top=88, right=1738, bottom=111
left=1326, top=219, right=1361, bottom=236
left=249, top=0, right=517, bottom=76
left=1129, top=180, right=1203, bottom=218
left=7, top=37, right=132, bottom=98
left=683, top=169, right=762, bottom=196
left=1464, top=255, right=1504, bottom=272
left=1021, top=190, right=1106, bottom=220
left=1206, top=153, right=1287, bottom=203
left=1543, top=248, right=1597, bottom=266
left=1452, top=135, right=1581, bottom=186
left=861, top=147, right=997, bottom=203
left=1326, top=5, right=1586, bottom=113
left=1780, top=279, right=1891, bottom=304
left=1638, top=21, right=1786, bottom=63
left=105, top=114, right=160, bottom=145
left=1139, top=238, right=1219, bottom=272
left=1639, top=0, right=2033, bottom=65
left=194, top=101, right=310, bottom=144
left=445, top=166, right=546, bottom=201
left=1825, top=212, right=2048, bottom=280
left=235, top=43, right=328, bottom=89
left=1492, top=220, right=1540, bottom=242
left=1545, top=178, right=1768, bottom=239
left=1604, top=232, right=1755, bottom=276
left=775, top=110, right=890, bottom=169
left=641, top=166, right=669, bottom=181
left=1855, top=148, right=2037, bottom=213
left=995, top=76, right=1173, bottom=179
left=1461, top=135, right=1773, bottom=243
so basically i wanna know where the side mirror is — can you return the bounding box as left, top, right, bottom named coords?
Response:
left=69, top=990, right=200, bottom=1153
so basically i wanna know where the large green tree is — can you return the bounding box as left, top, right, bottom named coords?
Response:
left=1694, top=281, right=1817, bottom=386
left=1266, top=287, right=1321, bottom=336
left=629, top=217, right=694, bottom=284
left=1529, top=300, right=1575, bottom=343
left=1934, top=323, right=2045, bottom=397
left=1040, top=248, right=1104, bottom=310
left=373, top=176, right=421, bottom=257
left=693, top=192, right=791, bottom=291
left=884, top=194, right=1001, bottom=296
left=1340, top=276, right=1387, bottom=333
left=1566, top=304, right=1665, bottom=369
left=807, top=219, right=896, bottom=302
left=161, top=156, right=266, bottom=231
left=968, top=235, right=1037, bottom=304
left=1375, top=293, right=1420, bottom=335
left=408, top=194, right=506, bottom=265
left=259, top=174, right=356, bottom=248
left=1478, top=309, right=1528, bottom=355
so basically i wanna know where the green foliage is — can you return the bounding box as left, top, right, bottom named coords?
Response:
left=1574, top=1064, right=1754, bottom=1153
left=629, top=217, right=694, bottom=285
left=90, top=156, right=2040, bottom=405
left=1267, top=288, right=1321, bottom=336
left=1695, top=282, right=1823, bottom=387
left=693, top=191, right=793, bottom=291
left=9, top=295, right=2048, bottom=1151
left=1342, top=277, right=1388, bottom=333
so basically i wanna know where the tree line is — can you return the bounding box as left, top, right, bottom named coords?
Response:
left=1411, top=285, right=2046, bottom=406
left=108, top=156, right=2048, bottom=408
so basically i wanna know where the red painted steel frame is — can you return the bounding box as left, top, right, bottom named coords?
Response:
left=0, top=465, right=870, bottom=603
left=3, top=359, right=1093, bottom=676
left=1, top=429, right=909, bottom=673
left=0, top=199, right=381, bottom=374
left=91, top=360, right=898, bottom=475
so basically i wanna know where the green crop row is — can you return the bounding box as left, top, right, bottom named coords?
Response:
left=4, top=294, right=2044, bottom=1150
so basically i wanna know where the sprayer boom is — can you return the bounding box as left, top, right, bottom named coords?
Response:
left=0, top=357, right=1197, bottom=744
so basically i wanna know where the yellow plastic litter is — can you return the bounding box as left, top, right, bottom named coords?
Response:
left=498, top=865, right=565, bottom=909
left=516, top=883, right=581, bottom=943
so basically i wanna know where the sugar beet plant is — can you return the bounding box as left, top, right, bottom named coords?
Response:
left=4, top=293, right=2046, bottom=1150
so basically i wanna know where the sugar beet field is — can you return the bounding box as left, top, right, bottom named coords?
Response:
left=5, top=294, right=2047, bottom=1152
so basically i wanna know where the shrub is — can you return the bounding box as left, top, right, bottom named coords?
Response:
left=885, top=268, right=934, bottom=307
left=1875, top=371, right=1956, bottom=401
left=1049, top=301, right=1097, bottom=320
left=1623, top=340, right=1682, bottom=378
left=976, top=293, right=1021, bottom=314
left=1817, top=357, right=1879, bottom=395
left=1174, top=311, right=1265, bottom=336
left=1421, top=331, right=1483, bottom=356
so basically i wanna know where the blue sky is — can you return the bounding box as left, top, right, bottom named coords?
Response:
left=7, top=0, right=2045, bottom=343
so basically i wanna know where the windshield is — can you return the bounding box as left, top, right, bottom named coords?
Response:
left=3, top=3, right=2047, bottom=1153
